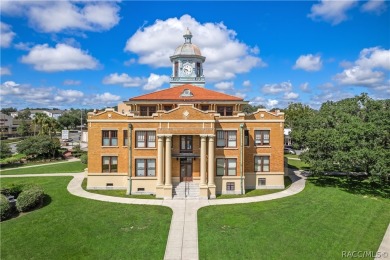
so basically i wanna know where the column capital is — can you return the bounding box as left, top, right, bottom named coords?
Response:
left=165, top=134, right=172, bottom=140
left=200, top=134, right=208, bottom=139
left=157, top=135, right=165, bottom=139
left=207, top=134, right=215, bottom=139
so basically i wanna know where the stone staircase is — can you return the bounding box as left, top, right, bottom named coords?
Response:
left=173, top=182, right=200, bottom=199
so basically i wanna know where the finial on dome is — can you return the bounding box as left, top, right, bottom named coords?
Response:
left=183, top=27, right=192, bottom=43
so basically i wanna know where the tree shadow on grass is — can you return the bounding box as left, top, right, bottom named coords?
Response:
left=308, top=176, right=390, bottom=199
left=3, top=194, right=52, bottom=222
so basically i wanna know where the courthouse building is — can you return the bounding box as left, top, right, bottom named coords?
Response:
left=87, top=29, right=285, bottom=199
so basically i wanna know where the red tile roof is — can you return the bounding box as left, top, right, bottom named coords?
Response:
left=129, top=84, right=244, bottom=101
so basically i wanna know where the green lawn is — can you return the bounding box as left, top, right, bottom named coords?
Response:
left=286, top=156, right=310, bottom=170
left=198, top=178, right=390, bottom=260
left=0, top=177, right=172, bottom=260
left=81, top=178, right=160, bottom=199
left=217, top=177, right=292, bottom=199
left=0, top=161, right=86, bottom=175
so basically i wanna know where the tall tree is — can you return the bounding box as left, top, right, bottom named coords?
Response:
left=32, top=112, right=49, bottom=135
left=17, top=120, right=31, bottom=137
left=16, top=135, right=61, bottom=159
left=0, top=142, right=12, bottom=159
left=17, top=109, right=31, bottom=120
left=242, top=104, right=266, bottom=113
left=300, top=94, right=390, bottom=183
left=0, top=107, right=17, bottom=116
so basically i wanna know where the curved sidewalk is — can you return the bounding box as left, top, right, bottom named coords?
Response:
left=1, top=170, right=307, bottom=260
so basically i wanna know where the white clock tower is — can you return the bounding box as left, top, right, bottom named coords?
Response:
left=170, top=28, right=206, bottom=88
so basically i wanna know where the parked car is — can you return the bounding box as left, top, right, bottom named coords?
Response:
left=284, top=147, right=296, bottom=154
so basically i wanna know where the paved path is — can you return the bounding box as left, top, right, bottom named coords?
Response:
left=375, top=224, right=390, bottom=260
left=0, top=158, right=80, bottom=172
left=1, top=170, right=306, bottom=260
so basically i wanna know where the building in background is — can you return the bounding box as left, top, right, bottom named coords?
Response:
left=87, top=29, right=285, bottom=199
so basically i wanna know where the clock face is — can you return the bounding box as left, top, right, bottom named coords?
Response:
left=183, top=64, right=193, bottom=75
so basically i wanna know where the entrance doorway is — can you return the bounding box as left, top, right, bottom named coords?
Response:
left=180, top=158, right=193, bottom=182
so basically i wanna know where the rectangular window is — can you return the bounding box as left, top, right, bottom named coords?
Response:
left=135, top=159, right=156, bottom=177
left=174, top=62, right=179, bottom=77
left=216, top=130, right=236, bottom=148
left=140, top=106, right=156, bottom=116
left=226, top=182, right=235, bottom=191
left=258, top=178, right=266, bottom=186
left=102, top=130, right=118, bottom=146
left=255, top=156, right=270, bottom=172
left=136, top=131, right=156, bottom=148
left=254, top=130, right=270, bottom=146
left=244, top=130, right=249, bottom=146
left=123, top=130, right=128, bottom=146
left=217, top=106, right=233, bottom=116
left=102, top=156, right=118, bottom=173
left=216, top=158, right=237, bottom=176
left=180, top=136, right=193, bottom=153
left=196, top=62, right=201, bottom=77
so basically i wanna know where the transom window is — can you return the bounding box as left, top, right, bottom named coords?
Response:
left=217, top=130, right=237, bottom=148
left=102, top=156, right=118, bottom=173
left=255, top=130, right=270, bottom=146
left=136, top=131, right=156, bottom=148
left=102, top=130, right=118, bottom=146
left=135, top=159, right=156, bottom=176
left=140, top=106, right=156, bottom=116
left=217, top=106, right=233, bottom=116
left=255, top=156, right=270, bottom=172
left=216, top=158, right=237, bottom=176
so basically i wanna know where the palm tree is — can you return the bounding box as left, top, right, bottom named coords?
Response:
left=32, top=112, right=48, bottom=135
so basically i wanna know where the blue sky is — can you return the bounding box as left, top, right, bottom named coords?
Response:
left=1, top=1, right=389, bottom=110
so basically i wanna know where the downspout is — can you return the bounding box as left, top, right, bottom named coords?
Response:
left=240, top=124, right=244, bottom=195
left=127, top=123, right=133, bottom=195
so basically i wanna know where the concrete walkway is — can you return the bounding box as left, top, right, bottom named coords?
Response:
left=0, top=158, right=80, bottom=172
left=375, top=224, right=390, bottom=260
left=0, top=170, right=307, bottom=260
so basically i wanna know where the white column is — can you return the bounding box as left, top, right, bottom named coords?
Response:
left=200, top=134, right=207, bottom=186
left=165, top=135, right=172, bottom=186
left=208, top=135, right=215, bottom=186
left=157, top=135, right=164, bottom=186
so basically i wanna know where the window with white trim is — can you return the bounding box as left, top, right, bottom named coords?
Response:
left=135, top=159, right=156, bottom=176
left=216, top=130, right=237, bottom=148
left=254, top=156, right=270, bottom=172
left=102, top=130, right=118, bottom=146
left=136, top=131, right=156, bottom=148
left=216, top=158, right=237, bottom=176
left=254, top=130, right=270, bottom=146
left=123, top=130, right=128, bottom=146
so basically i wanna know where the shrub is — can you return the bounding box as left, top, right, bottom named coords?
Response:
left=16, top=185, right=44, bottom=212
left=0, top=194, right=12, bottom=221
left=80, top=153, right=88, bottom=164
left=0, top=183, right=25, bottom=198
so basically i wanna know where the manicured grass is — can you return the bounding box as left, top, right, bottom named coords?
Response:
left=284, top=154, right=300, bottom=159
left=0, top=177, right=172, bottom=259
left=81, top=178, right=160, bottom=199
left=198, top=178, right=390, bottom=260
left=217, top=177, right=292, bottom=199
left=286, top=157, right=310, bottom=170
left=0, top=161, right=86, bottom=175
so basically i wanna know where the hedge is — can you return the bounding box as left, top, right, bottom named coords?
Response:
left=80, top=153, right=88, bottom=164
left=0, top=194, right=12, bottom=221
left=16, top=186, right=44, bottom=212
left=0, top=183, right=25, bottom=198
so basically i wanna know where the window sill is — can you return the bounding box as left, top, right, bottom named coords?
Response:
left=255, top=145, right=271, bottom=148
left=102, top=146, right=119, bottom=148
left=134, top=148, right=157, bottom=150
left=216, top=147, right=238, bottom=150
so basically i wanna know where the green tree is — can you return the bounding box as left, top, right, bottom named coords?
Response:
left=16, top=136, right=61, bottom=159
left=1, top=107, right=17, bottom=116
left=301, top=94, right=390, bottom=183
left=284, top=102, right=317, bottom=149
left=0, top=142, right=12, bottom=159
left=242, top=104, right=266, bottom=113
left=16, top=109, right=31, bottom=120
left=32, top=112, right=49, bottom=135
left=58, top=109, right=86, bottom=129
left=17, top=120, right=31, bottom=137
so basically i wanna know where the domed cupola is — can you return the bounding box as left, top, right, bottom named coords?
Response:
left=170, top=28, right=206, bottom=88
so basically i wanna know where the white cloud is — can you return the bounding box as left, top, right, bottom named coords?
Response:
left=102, top=73, right=146, bottom=87
left=21, top=43, right=99, bottom=72
left=234, top=92, right=247, bottom=99
left=283, top=92, right=299, bottom=100
left=14, top=42, right=34, bottom=51
left=0, top=67, right=11, bottom=76
left=0, top=22, right=16, bottom=48
left=214, top=81, right=234, bottom=90
left=55, top=89, right=84, bottom=103
left=300, top=82, right=310, bottom=92
left=308, top=0, right=358, bottom=25
left=88, top=92, right=121, bottom=105
left=361, top=0, right=387, bottom=14
left=242, top=80, right=251, bottom=87
left=266, top=99, right=279, bottom=109
left=63, top=80, right=81, bottom=86
left=0, top=1, right=120, bottom=33
left=334, top=47, right=390, bottom=90
left=262, top=81, right=293, bottom=94
left=143, top=73, right=170, bottom=90
left=293, top=54, right=322, bottom=71
left=124, top=14, right=266, bottom=82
